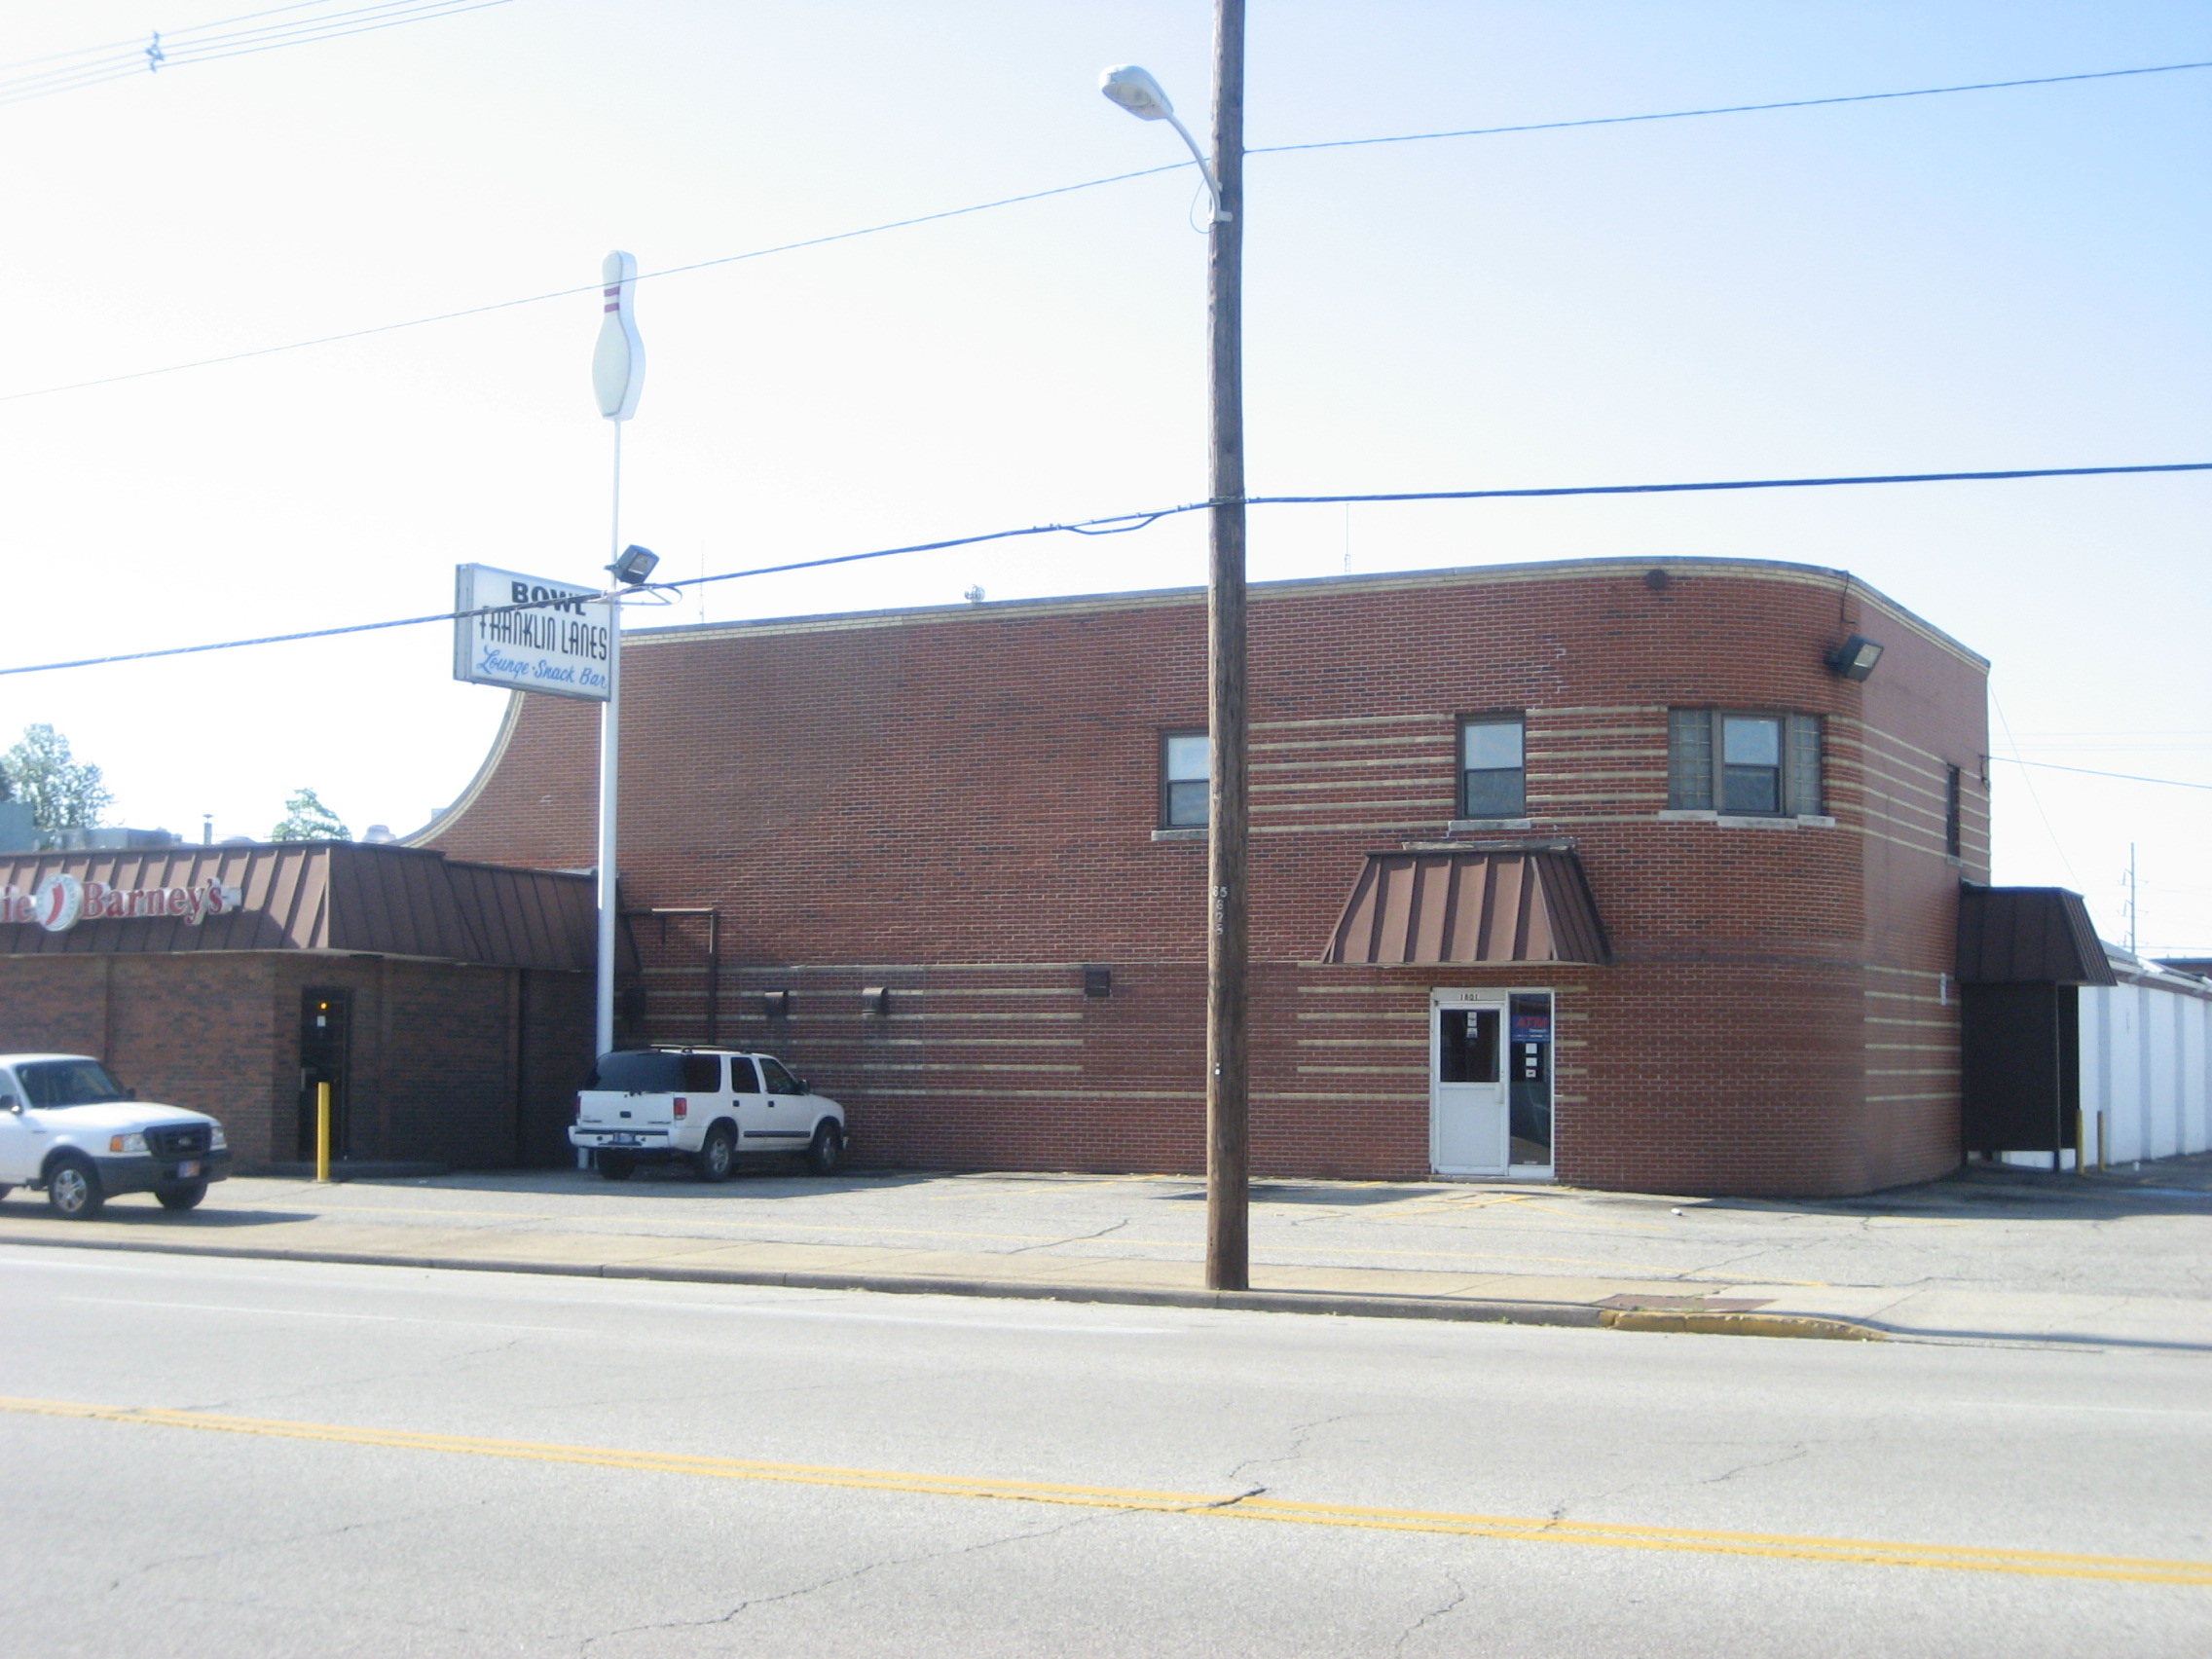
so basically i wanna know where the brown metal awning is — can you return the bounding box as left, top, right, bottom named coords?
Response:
left=1956, top=883, right=2116, bottom=986
left=0, top=842, right=614, bottom=972
left=1323, top=849, right=1610, bottom=966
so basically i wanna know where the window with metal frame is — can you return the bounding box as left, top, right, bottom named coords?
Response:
left=1161, top=729, right=1209, bottom=829
left=1667, top=710, right=1823, bottom=816
left=1458, top=715, right=1526, bottom=818
left=1944, top=765, right=1964, bottom=858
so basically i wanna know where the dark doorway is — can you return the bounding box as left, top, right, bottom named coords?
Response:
left=1962, top=982, right=2080, bottom=1155
left=297, top=988, right=353, bottom=1161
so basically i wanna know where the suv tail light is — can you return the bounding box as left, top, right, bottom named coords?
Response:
left=673, top=1097, right=688, bottom=1119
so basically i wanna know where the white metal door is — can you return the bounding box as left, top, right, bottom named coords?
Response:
left=1431, top=992, right=1508, bottom=1175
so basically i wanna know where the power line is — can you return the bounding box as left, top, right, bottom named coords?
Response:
left=1252, top=57, right=2212, bottom=156
left=6, top=55, right=2208, bottom=401
left=1992, top=756, right=2212, bottom=792
left=1246, top=461, right=2212, bottom=507
left=2, top=458, right=2203, bottom=680
left=0, top=1, right=515, bottom=106
left=0, top=163, right=1189, bottom=404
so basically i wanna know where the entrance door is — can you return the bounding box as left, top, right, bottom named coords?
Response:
left=296, top=989, right=352, bottom=1161
left=1431, top=992, right=1507, bottom=1175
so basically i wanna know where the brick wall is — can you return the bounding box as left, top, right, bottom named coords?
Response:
left=0, top=951, right=591, bottom=1171
left=425, top=556, right=1989, bottom=1197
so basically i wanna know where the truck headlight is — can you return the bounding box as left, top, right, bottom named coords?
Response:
left=209, top=1124, right=227, bottom=1150
left=109, top=1131, right=147, bottom=1155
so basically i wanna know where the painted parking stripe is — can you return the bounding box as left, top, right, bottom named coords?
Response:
left=3, top=1396, right=2207, bottom=1586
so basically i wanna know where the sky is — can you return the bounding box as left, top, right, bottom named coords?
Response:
left=1, top=1, right=2207, bottom=949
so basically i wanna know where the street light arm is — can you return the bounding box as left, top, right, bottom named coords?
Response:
left=1162, top=109, right=1230, bottom=221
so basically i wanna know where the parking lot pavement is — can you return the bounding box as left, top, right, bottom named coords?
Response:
left=3, top=1161, right=2209, bottom=1346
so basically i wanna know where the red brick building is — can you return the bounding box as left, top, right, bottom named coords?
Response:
left=0, top=843, right=598, bottom=1171
left=422, top=554, right=1989, bottom=1198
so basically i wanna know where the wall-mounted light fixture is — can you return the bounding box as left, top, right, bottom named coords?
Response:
left=763, top=990, right=791, bottom=1019
left=1825, top=634, right=1884, bottom=682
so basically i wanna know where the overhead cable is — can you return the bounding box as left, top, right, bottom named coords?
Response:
left=6, top=55, right=2209, bottom=399
left=1253, top=57, right=2212, bottom=156
left=0, top=163, right=1189, bottom=405
left=1, top=458, right=2203, bottom=680
left=0, top=0, right=515, bottom=106
left=1991, top=757, right=2212, bottom=793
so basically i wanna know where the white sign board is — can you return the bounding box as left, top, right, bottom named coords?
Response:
left=453, top=564, right=612, bottom=703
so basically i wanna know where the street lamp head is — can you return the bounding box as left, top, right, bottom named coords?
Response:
left=609, top=544, right=659, bottom=587
left=1099, top=64, right=1173, bottom=121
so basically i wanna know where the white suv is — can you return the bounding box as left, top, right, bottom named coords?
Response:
left=0, top=1053, right=233, bottom=1218
left=571, top=1049, right=847, bottom=1181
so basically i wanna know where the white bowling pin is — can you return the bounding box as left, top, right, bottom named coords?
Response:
left=592, top=250, right=645, bottom=422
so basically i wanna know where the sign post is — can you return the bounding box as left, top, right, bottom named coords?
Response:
left=592, top=251, right=646, bottom=1064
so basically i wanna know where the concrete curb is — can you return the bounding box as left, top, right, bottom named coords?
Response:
left=1598, top=1309, right=1882, bottom=1341
left=0, top=1229, right=1887, bottom=1341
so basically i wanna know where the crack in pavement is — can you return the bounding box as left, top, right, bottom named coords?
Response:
left=88, top=1495, right=505, bottom=1604
left=1391, top=1574, right=1468, bottom=1655
left=1227, top=1412, right=1366, bottom=1487
left=1002, top=1217, right=1128, bottom=1256
left=571, top=1507, right=1119, bottom=1653
left=1548, top=1439, right=1822, bottom=1520
left=175, top=1336, right=530, bottom=1416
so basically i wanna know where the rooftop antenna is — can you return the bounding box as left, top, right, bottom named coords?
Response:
left=2126, top=843, right=2138, bottom=953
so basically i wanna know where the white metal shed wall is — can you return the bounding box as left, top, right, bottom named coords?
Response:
left=2078, top=968, right=2212, bottom=1165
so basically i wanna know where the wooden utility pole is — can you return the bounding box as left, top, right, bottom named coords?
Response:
left=1205, top=0, right=1250, bottom=1292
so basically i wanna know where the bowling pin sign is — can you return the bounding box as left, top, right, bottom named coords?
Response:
left=593, top=250, right=645, bottom=422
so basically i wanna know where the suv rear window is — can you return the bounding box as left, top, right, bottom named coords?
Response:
left=586, top=1051, right=720, bottom=1092
left=17, top=1059, right=128, bottom=1107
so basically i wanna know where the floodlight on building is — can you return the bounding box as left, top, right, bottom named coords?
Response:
left=1825, top=634, right=1885, bottom=681
left=609, top=544, right=659, bottom=587
left=1098, top=63, right=1227, bottom=221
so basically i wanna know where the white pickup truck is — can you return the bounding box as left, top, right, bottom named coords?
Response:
left=570, top=1048, right=846, bottom=1181
left=0, top=1052, right=233, bottom=1218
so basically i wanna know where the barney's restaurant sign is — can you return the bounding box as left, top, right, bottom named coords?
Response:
left=2, top=874, right=244, bottom=934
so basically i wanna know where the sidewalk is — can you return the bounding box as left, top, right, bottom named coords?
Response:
left=5, top=1164, right=2210, bottom=1348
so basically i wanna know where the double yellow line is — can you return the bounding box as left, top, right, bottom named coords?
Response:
left=6, top=1395, right=2206, bottom=1587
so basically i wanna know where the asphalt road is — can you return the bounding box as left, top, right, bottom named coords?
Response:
left=4, top=1244, right=2208, bottom=1658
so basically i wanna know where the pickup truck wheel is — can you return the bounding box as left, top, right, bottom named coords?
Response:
left=156, top=1182, right=208, bottom=1212
left=47, top=1155, right=104, bottom=1220
left=691, top=1123, right=736, bottom=1183
left=804, top=1123, right=843, bottom=1177
left=598, top=1152, right=636, bottom=1181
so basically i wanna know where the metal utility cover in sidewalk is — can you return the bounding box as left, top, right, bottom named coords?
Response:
left=1322, top=850, right=1610, bottom=966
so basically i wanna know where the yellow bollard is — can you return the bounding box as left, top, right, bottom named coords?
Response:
left=315, top=1082, right=331, bottom=1183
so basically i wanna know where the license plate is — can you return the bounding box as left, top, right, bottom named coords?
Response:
left=175, top=1161, right=201, bottom=1178
left=607, top=1135, right=641, bottom=1148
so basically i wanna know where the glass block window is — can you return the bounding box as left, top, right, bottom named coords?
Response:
left=1670, top=710, right=1823, bottom=817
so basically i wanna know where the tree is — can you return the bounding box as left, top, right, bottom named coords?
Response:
left=271, top=788, right=350, bottom=842
left=2, top=723, right=111, bottom=833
